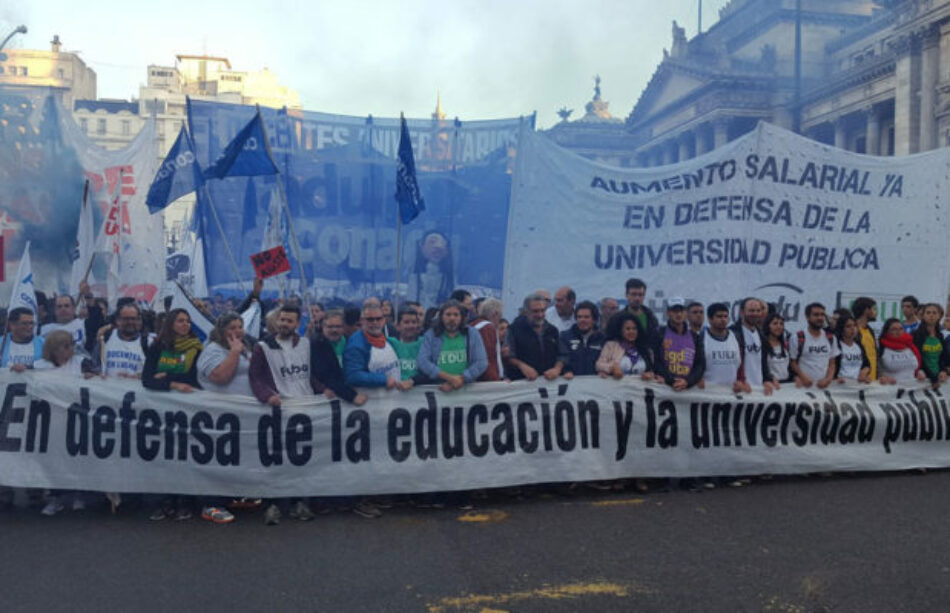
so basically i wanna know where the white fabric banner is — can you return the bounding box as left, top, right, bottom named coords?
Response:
left=1, top=372, right=949, bottom=497
left=58, top=111, right=163, bottom=305
left=504, top=123, right=950, bottom=323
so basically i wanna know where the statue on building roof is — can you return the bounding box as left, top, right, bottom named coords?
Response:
left=671, top=20, right=688, bottom=58
left=557, top=107, right=573, bottom=122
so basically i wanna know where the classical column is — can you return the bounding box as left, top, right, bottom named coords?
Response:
left=694, top=125, right=710, bottom=155
left=892, top=33, right=921, bottom=155
left=662, top=141, right=676, bottom=165
left=678, top=133, right=691, bottom=162
left=865, top=105, right=880, bottom=155
left=834, top=117, right=848, bottom=150
left=713, top=118, right=729, bottom=149
left=919, top=26, right=940, bottom=151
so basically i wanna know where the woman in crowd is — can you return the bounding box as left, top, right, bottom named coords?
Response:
left=142, top=308, right=202, bottom=521
left=34, top=330, right=96, bottom=516
left=34, top=330, right=96, bottom=378
left=197, top=312, right=254, bottom=396
left=762, top=312, right=792, bottom=385
left=912, top=303, right=949, bottom=387
left=878, top=317, right=926, bottom=385
left=833, top=313, right=871, bottom=383
left=596, top=312, right=653, bottom=379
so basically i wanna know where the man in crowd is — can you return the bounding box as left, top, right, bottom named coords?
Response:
left=545, top=286, right=576, bottom=333
left=599, top=297, right=619, bottom=332
left=728, top=297, right=773, bottom=394
left=1, top=307, right=44, bottom=371
left=471, top=298, right=504, bottom=381
left=250, top=304, right=367, bottom=525
left=93, top=302, right=150, bottom=378
left=901, top=295, right=921, bottom=333
left=687, top=301, right=705, bottom=335
left=40, top=282, right=104, bottom=353
left=704, top=303, right=749, bottom=393
left=319, top=310, right=347, bottom=367
left=390, top=308, right=422, bottom=381
left=450, top=289, right=475, bottom=322
left=557, top=300, right=605, bottom=378
left=789, top=302, right=838, bottom=389
left=342, top=305, right=362, bottom=338
left=343, top=303, right=413, bottom=391
left=852, top=296, right=878, bottom=380
left=625, top=278, right=659, bottom=345
left=653, top=298, right=705, bottom=390
left=417, top=299, right=487, bottom=392
left=506, top=292, right=561, bottom=381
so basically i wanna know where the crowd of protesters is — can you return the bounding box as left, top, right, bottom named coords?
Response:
left=2, top=276, right=948, bottom=524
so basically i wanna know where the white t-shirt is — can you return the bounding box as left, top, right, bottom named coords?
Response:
left=880, top=347, right=919, bottom=384
left=836, top=340, right=865, bottom=381
left=619, top=352, right=647, bottom=375
left=765, top=342, right=789, bottom=382
left=741, top=325, right=764, bottom=386
left=102, top=333, right=148, bottom=377
left=704, top=329, right=742, bottom=386
left=41, top=319, right=85, bottom=347
left=545, top=306, right=575, bottom=334
left=7, top=339, right=39, bottom=368
left=367, top=342, right=401, bottom=382
left=789, top=329, right=839, bottom=382
left=197, top=343, right=253, bottom=396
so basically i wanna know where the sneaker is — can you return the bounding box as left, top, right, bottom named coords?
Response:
left=263, top=503, right=281, bottom=526
left=174, top=507, right=193, bottom=521
left=201, top=506, right=235, bottom=524
left=41, top=500, right=64, bottom=516
left=228, top=498, right=262, bottom=510
left=148, top=506, right=171, bottom=521
left=289, top=500, right=315, bottom=521
left=353, top=501, right=382, bottom=519
left=71, top=497, right=86, bottom=512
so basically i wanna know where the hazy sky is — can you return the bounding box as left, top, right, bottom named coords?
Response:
left=3, top=0, right=730, bottom=128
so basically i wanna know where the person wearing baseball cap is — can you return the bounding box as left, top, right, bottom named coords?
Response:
left=652, top=297, right=705, bottom=391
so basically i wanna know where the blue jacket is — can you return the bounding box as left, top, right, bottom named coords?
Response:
left=343, top=330, right=391, bottom=388
left=417, top=327, right=488, bottom=384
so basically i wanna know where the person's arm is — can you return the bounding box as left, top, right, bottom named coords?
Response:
left=310, top=340, right=359, bottom=403
left=415, top=332, right=442, bottom=380
left=342, top=336, right=388, bottom=387
left=462, top=329, right=488, bottom=384
left=595, top=341, right=616, bottom=375
left=203, top=340, right=243, bottom=385
left=141, top=343, right=170, bottom=391
left=557, top=332, right=573, bottom=374
left=478, top=326, right=500, bottom=382
left=248, top=343, right=280, bottom=404
left=683, top=332, right=705, bottom=388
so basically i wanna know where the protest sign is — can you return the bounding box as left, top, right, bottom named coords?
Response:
left=249, top=245, right=291, bottom=279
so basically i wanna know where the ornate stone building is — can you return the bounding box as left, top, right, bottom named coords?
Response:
left=555, top=1, right=950, bottom=166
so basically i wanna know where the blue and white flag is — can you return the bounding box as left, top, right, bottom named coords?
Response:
left=146, top=126, right=204, bottom=213
left=395, top=114, right=425, bottom=224
left=204, top=111, right=279, bottom=180
left=170, top=282, right=214, bottom=342
left=9, top=242, right=38, bottom=330
left=69, top=180, right=95, bottom=294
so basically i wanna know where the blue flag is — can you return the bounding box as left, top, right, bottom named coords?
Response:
left=146, top=127, right=204, bottom=213
left=395, top=115, right=425, bottom=224
left=241, top=177, right=258, bottom=235
left=204, top=111, right=279, bottom=180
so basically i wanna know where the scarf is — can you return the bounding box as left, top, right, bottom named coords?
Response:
left=621, top=341, right=640, bottom=367
left=880, top=333, right=922, bottom=368
left=173, top=335, right=203, bottom=372
left=365, top=332, right=387, bottom=349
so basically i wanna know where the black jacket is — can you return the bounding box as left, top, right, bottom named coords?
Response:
left=506, top=315, right=560, bottom=380
left=558, top=325, right=606, bottom=376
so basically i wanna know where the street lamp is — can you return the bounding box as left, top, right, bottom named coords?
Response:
left=0, top=25, right=27, bottom=57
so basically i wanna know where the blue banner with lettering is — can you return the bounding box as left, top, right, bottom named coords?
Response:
left=187, top=100, right=530, bottom=305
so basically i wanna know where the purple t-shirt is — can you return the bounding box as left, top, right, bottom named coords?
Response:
left=662, top=327, right=695, bottom=378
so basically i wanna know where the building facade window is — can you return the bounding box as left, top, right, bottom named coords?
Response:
left=97, top=118, right=106, bottom=135
left=79, top=118, right=88, bottom=133
left=19, top=66, right=27, bottom=76
left=121, top=120, right=131, bottom=136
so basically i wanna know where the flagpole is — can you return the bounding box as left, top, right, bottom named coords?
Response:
left=200, top=183, right=247, bottom=294
left=257, top=106, right=309, bottom=310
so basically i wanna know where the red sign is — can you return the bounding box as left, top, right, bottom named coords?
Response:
left=250, top=245, right=291, bottom=279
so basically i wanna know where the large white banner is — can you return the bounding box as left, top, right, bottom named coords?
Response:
left=58, top=112, right=163, bottom=304
left=504, top=123, right=950, bottom=323
left=1, top=372, right=949, bottom=497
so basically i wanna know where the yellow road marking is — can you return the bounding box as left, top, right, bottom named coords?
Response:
left=456, top=509, right=509, bottom=523
left=590, top=497, right=646, bottom=507
left=426, top=580, right=650, bottom=612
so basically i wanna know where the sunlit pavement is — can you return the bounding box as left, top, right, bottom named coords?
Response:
left=2, top=470, right=948, bottom=612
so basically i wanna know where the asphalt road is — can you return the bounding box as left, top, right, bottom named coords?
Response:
left=1, top=470, right=948, bottom=612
